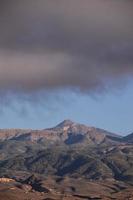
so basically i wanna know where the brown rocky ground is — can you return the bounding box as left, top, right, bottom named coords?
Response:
left=0, top=177, right=133, bottom=200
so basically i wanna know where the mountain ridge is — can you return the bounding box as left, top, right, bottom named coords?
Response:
left=0, top=120, right=123, bottom=145
left=0, top=120, right=133, bottom=199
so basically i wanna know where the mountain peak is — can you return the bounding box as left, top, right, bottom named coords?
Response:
left=55, top=119, right=75, bottom=128
left=50, top=119, right=76, bottom=132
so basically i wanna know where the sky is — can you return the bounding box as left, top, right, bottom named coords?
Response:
left=0, top=0, right=133, bottom=135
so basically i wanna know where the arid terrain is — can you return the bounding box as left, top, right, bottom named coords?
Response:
left=0, top=120, right=133, bottom=200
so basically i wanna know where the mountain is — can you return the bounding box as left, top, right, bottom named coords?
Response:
left=123, top=133, right=133, bottom=143
left=0, top=120, right=122, bottom=145
left=0, top=120, right=131, bottom=180
left=0, top=120, right=133, bottom=199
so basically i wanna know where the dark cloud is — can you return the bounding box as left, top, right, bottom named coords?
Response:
left=0, top=0, right=133, bottom=94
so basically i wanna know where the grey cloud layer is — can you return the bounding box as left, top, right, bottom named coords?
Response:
left=0, top=0, right=133, bottom=93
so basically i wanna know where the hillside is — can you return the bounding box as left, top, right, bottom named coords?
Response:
left=0, top=120, right=133, bottom=199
